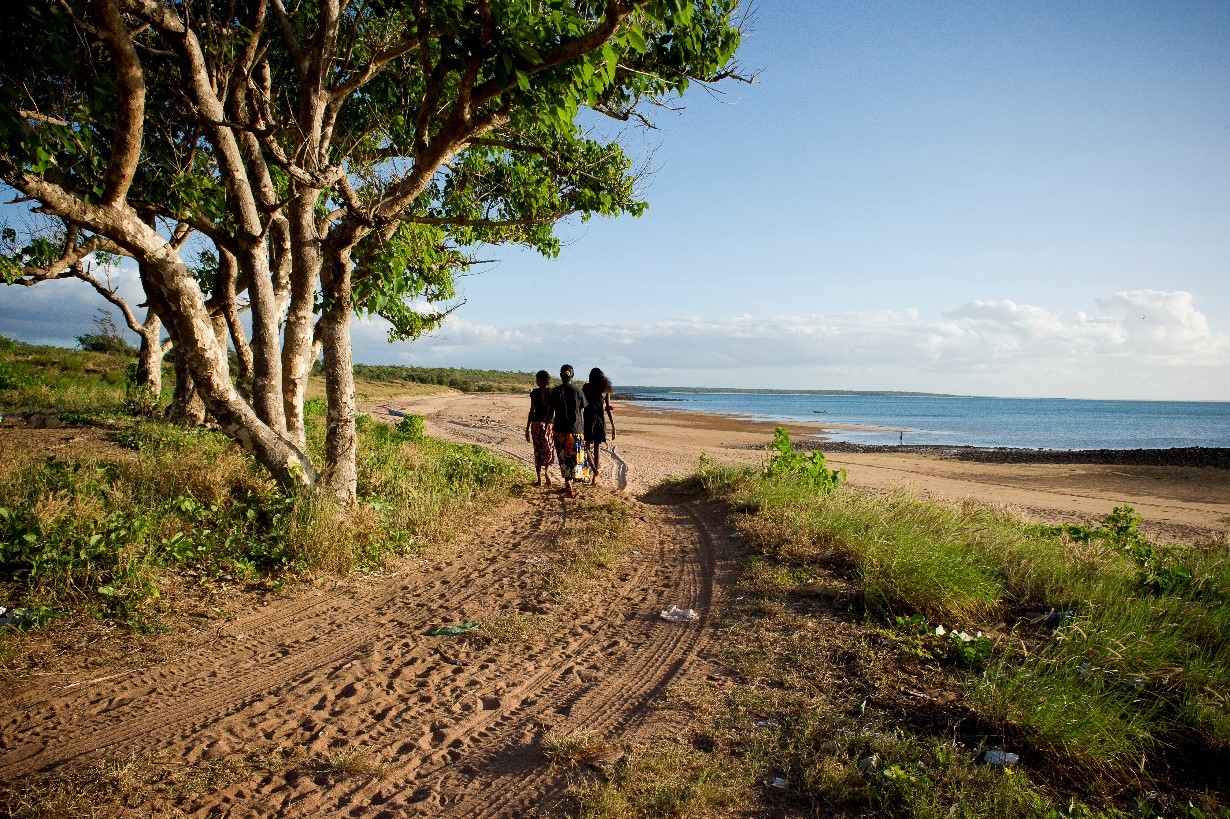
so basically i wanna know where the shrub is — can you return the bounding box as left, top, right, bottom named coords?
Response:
left=764, top=427, right=846, bottom=491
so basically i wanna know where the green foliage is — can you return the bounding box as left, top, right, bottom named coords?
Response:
left=349, top=362, right=535, bottom=393
left=696, top=459, right=1230, bottom=805
left=765, top=427, right=847, bottom=491
left=0, top=356, right=34, bottom=391
left=396, top=414, right=426, bottom=441
left=892, top=615, right=995, bottom=668
left=1034, top=506, right=1193, bottom=595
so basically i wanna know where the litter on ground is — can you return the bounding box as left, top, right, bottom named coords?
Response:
left=983, top=749, right=1020, bottom=767
left=659, top=606, right=699, bottom=623
left=427, top=621, right=480, bottom=636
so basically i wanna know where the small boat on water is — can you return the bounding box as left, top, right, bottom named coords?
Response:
left=812, top=410, right=827, bottom=414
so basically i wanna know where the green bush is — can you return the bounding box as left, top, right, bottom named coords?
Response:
left=396, top=414, right=425, bottom=440
left=764, top=427, right=846, bottom=491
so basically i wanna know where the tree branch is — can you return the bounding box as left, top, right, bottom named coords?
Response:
left=89, top=0, right=148, bottom=206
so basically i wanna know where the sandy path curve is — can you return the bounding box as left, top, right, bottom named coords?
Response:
left=0, top=469, right=732, bottom=817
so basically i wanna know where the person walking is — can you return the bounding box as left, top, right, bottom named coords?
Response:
left=582, top=367, right=615, bottom=485
left=549, top=364, right=590, bottom=498
left=524, top=370, right=555, bottom=487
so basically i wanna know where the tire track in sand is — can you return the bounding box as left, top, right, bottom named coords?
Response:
left=0, top=491, right=566, bottom=780
left=414, top=495, right=726, bottom=819
left=1, top=470, right=732, bottom=819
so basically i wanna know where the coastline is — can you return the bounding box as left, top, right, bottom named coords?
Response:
left=377, top=392, right=1230, bottom=546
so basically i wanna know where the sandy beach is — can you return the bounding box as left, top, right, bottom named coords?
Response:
left=380, top=392, right=1230, bottom=546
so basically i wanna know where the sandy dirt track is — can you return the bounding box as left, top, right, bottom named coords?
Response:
left=0, top=443, right=736, bottom=816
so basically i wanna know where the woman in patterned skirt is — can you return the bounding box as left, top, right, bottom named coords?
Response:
left=524, top=370, right=555, bottom=487
left=549, top=364, right=590, bottom=498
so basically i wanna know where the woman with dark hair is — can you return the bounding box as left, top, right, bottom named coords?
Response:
left=549, top=364, right=590, bottom=498
left=524, top=370, right=555, bottom=487
left=582, top=367, right=615, bottom=485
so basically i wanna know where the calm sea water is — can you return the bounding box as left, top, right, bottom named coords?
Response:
left=622, top=390, right=1230, bottom=450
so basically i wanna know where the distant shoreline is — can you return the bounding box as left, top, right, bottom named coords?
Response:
left=616, top=387, right=955, bottom=399
left=795, top=440, right=1230, bottom=470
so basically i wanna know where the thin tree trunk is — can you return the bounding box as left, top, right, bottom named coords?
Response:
left=282, top=193, right=322, bottom=448
left=134, top=311, right=164, bottom=398
left=216, top=248, right=254, bottom=403
left=244, top=244, right=287, bottom=433
left=319, top=249, right=358, bottom=504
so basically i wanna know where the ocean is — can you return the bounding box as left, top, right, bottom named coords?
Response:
left=620, top=390, right=1230, bottom=451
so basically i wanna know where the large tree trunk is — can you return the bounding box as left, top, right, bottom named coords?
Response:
left=319, top=249, right=358, bottom=504
left=282, top=193, right=323, bottom=448
left=132, top=239, right=318, bottom=492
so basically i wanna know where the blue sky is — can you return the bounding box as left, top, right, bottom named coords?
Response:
left=3, top=0, right=1228, bottom=399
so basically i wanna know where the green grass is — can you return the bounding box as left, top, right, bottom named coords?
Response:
left=571, top=740, right=750, bottom=818
left=0, top=335, right=138, bottom=418
left=347, top=362, right=535, bottom=393
left=636, top=438, right=1230, bottom=817
left=0, top=339, right=524, bottom=642
left=539, top=497, right=632, bottom=606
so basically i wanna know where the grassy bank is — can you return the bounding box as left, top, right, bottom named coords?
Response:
left=0, top=338, right=523, bottom=664
left=348, top=362, right=535, bottom=393
left=579, top=433, right=1229, bottom=818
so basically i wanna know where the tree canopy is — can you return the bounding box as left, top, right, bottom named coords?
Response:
left=0, top=0, right=747, bottom=501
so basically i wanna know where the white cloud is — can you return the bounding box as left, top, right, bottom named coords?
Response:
left=4, top=279, right=1227, bottom=400
left=358, top=290, right=1230, bottom=399
left=0, top=264, right=146, bottom=346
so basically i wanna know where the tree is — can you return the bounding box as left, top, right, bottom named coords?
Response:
left=2, top=220, right=172, bottom=398
left=0, top=0, right=746, bottom=502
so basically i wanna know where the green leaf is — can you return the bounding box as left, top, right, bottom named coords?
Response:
left=625, top=24, right=647, bottom=53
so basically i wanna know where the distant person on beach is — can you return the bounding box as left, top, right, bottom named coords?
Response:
left=524, top=370, right=555, bottom=487
left=582, top=367, right=616, bottom=485
left=549, top=364, right=590, bottom=498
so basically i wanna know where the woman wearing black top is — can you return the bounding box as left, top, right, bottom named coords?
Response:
left=582, top=367, right=615, bottom=485
left=549, top=364, right=590, bottom=498
left=524, top=370, right=555, bottom=487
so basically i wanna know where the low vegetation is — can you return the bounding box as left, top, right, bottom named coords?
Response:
left=348, top=363, right=535, bottom=394
left=0, top=338, right=522, bottom=664
left=578, top=430, right=1229, bottom=818
left=540, top=497, right=632, bottom=607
